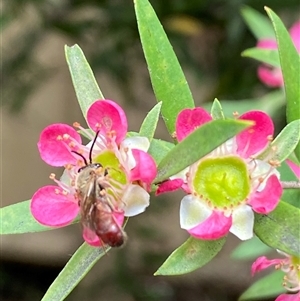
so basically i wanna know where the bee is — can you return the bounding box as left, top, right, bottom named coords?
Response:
left=73, top=132, right=127, bottom=247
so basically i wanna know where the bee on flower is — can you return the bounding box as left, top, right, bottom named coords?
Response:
left=31, top=99, right=157, bottom=247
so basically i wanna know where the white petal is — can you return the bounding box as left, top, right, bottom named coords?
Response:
left=210, top=138, right=236, bottom=157
left=122, top=136, right=150, bottom=152
left=230, top=205, right=254, bottom=240
left=122, top=184, right=150, bottom=217
left=119, top=147, right=136, bottom=170
left=180, top=195, right=212, bottom=230
left=119, top=137, right=150, bottom=170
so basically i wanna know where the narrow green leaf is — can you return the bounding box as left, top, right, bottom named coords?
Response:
left=239, top=270, right=285, bottom=300
left=282, top=188, right=300, bottom=209
left=265, top=7, right=300, bottom=162
left=65, top=44, right=104, bottom=121
left=134, top=0, right=195, bottom=135
left=148, top=138, right=174, bottom=165
left=231, top=236, right=272, bottom=260
left=241, top=6, right=275, bottom=40
left=288, top=152, right=300, bottom=166
left=242, top=48, right=280, bottom=67
left=265, top=7, right=300, bottom=123
left=41, top=243, right=107, bottom=301
left=0, top=200, right=80, bottom=235
left=155, top=237, right=226, bottom=276
left=1, top=200, right=52, bottom=234
left=210, top=98, right=225, bottom=120
left=254, top=201, right=300, bottom=257
left=155, top=119, right=252, bottom=183
left=205, top=90, right=285, bottom=118
left=258, top=120, right=300, bottom=163
left=139, top=102, right=162, bottom=141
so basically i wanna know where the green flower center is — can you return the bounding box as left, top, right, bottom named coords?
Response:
left=94, top=150, right=127, bottom=185
left=291, top=256, right=300, bottom=279
left=193, top=156, right=250, bottom=208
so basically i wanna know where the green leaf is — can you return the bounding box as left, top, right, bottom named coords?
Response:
left=210, top=98, right=225, bottom=120
left=148, top=138, right=174, bottom=165
left=288, top=152, right=300, bottom=166
left=134, top=0, right=195, bottom=135
left=231, top=236, right=272, bottom=260
left=239, top=270, right=285, bottom=300
left=155, top=119, right=252, bottom=183
left=265, top=8, right=300, bottom=163
left=1, top=200, right=52, bottom=234
left=205, top=90, right=285, bottom=118
left=241, top=6, right=275, bottom=40
left=258, top=120, right=300, bottom=163
left=242, top=48, right=280, bottom=67
left=254, top=201, right=300, bottom=257
left=65, top=44, right=104, bottom=122
left=41, top=242, right=107, bottom=301
left=139, top=102, right=162, bottom=141
left=282, top=188, right=300, bottom=209
left=155, top=236, right=226, bottom=276
left=265, top=8, right=300, bottom=125
left=0, top=200, right=80, bottom=235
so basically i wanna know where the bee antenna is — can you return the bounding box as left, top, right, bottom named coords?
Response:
left=71, top=151, right=88, bottom=166
left=89, top=131, right=100, bottom=164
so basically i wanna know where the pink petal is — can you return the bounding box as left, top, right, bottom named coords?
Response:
left=289, top=21, right=300, bottom=52
left=130, top=149, right=157, bottom=187
left=257, top=39, right=277, bottom=49
left=83, top=226, right=101, bottom=247
left=276, top=292, right=300, bottom=301
left=237, top=111, right=274, bottom=157
left=249, top=174, right=282, bottom=214
left=176, top=108, right=212, bottom=142
left=286, top=160, right=300, bottom=179
left=31, top=185, right=79, bottom=227
left=187, top=210, right=232, bottom=240
left=38, top=124, right=82, bottom=167
left=87, top=100, right=127, bottom=145
left=156, top=178, right=184, bottom=195
left=251, top=256, right=281, bottom=275
left=257, top=65, right=283, bottom=87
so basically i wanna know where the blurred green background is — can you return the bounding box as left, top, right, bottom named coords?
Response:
left=1, top=0, right=299, bottom=300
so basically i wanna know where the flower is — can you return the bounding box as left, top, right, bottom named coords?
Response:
left=157, top=108, right=282, bottom=240
left=31, top=99, right=157, bottom=247
left=252, top=252, right=300, bottom=301
left=256, top=21, right=300, bottom=87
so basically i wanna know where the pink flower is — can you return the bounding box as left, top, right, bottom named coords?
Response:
left=257, top=21, right=300, bottom=87
left=157, top=108, right=282, bottom=240
left=252, top=252, right=300, bottom=301
left=31, top=99, right=157, bottom=247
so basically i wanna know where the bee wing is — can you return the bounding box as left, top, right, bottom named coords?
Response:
left=80, top=177, right=98, bottom=230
